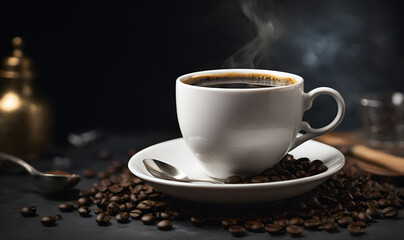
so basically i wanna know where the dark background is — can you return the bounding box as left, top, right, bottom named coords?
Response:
left=1, top=0, right=403, bottom=144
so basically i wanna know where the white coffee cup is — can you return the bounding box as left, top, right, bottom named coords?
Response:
left=176, top=69, right=345, bottom=179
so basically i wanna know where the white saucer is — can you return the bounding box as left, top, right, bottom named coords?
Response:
left=128, top=138, right=345, bottom=204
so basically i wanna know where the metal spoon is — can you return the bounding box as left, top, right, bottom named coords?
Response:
left=143, top=158, right=223, bottom=184
left=0, top=152, right=80, bottom=193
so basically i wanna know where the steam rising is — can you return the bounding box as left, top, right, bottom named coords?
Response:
left=223, top=0, right=281, bottom=68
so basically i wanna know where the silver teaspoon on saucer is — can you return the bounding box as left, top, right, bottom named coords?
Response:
left=0, top=152, right=80, bottom=193
left=143, top=158, right=223, bottom=184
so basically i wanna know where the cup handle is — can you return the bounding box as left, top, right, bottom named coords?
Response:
left=291, top=87, right=346, bottom=150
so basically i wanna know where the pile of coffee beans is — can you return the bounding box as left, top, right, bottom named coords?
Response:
left=224, top=154, right=328, bottom=184
left=20, top=151, right=403, bottom=238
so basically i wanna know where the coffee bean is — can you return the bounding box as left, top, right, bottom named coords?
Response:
left=357, top=212, right=372, bottom=222
left=143, top=184, right=154, bottom=194
left=141, top=214, right=157, bottom=225
left=264, top=169, right=277, bottom=176
left=155, top=212, right=171, bottom=220
left=154, top=201, right=167, bottom=211
left=365, top=207, right=380, bottom=218
left=311, top=159, right=323, bottom=165
left=137, top=192, right=148, bottom=201
left=156, top=220, right=173, bottom=231
left=340, top=191, right=354, bottom=202
left=317, top=164, right=328, bottom=173
left=333, top=210, right=350, bottom=220
left=116, top=212, right=130, bottom=223
left=137, top=200, right=155, bottom=213
left=382, top=206, right=397, bottom=218
left=40, top=216, right=59, bottom=226
left=269, top=175, right=281, bottom=181
left=20, top=206, right=36, bottom=217
left=323, top=222, right=337, bottom=232
left=347, top=224, right=364, bottom=235
left=295, top=170, right=306, bottom=178
left=319, top=194, right=338, bottom=204
left=337, top=216, right=353, bottom=228
left=106, top=202, right=120, bottom=216
left=366, top=199, right=378, bottom=208
left=286, top=224, right=303, bottom=237
left=250, top=176, right=269, bottom=183
left=297, top=157, right=310, bottom=164
left=82, top=168, right=96, bottom=178
left=221, top=217, right=238, bottom=229
left=245, top=220, right=264, bottom=232
left=125, top=202, right=135, bottom=211
left=117, top=204, right=127, bottom=212
left=109, top=184, right=123, bottom=194
left=289, top=217, right=303, bottom=226
left=94, top=192, right=104, bottom=200
left=350, top=221, right=367, bottom=228
left=96, top=213, right=110, bottom=226
left=276, top=218, right=289, bottom=228
left=377, top=199, right=391, bottom=208
left=224, top=175, right=241, bottom=184
left=79, top=190, right=92, bottom=198
left=109, top=195, right=121, bottom=204
left=284, top=154, right=294, bottom=161
left=300, top=209, right=316, bottom=218
left=362, top=191, right=373, bottom=200
left=303, top=219, right=321, bottom=230
left=312, top=215, right=321, bottom=220
left=321, top=216, right=335, bottom=224
left=58, top=203, right=74, bottom=212
left=78, top=206, right=91, bottom=217
left=130, top=209, right=143, bottom=219
left=77, top=197, right=91, bottom=207
left=351, top=191, right=362, bottom=200
left=333, top=179, right=344, bottom=189
left=97, top=185, right=108, bottom=193
left=228, top=225, right=246, bottom=237
left=94, top=208, right=104, bottom=214
left=97, top=198, right=109, bottom=209
left=306, top=196, right=321, bottom=208
left=148, top=192, right=161, bottom=200
left=351, top=211, right=359, bottom=219
left=344, top=201, right=357, bottom=210
left=265, top=224, right=283, bottom=234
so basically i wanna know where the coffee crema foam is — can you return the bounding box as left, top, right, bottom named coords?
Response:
left=183, top=73, right=296, bottom=88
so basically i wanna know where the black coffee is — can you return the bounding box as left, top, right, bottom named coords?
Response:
left=203, top=82, right=278, bottom=88
left=183, top=73, right=296, bottom=89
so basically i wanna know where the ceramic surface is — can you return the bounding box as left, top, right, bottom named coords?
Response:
left=128, top=138, right=345, bottom=204
left=176, top=69, right=345, bottom=178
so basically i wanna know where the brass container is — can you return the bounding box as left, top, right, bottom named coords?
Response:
left=0, top=37, right=51, bottom=160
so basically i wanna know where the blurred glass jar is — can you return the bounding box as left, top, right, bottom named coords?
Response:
left=0, top=37, right=52, bottom=160
left=361, top=92, right=404, bottom=155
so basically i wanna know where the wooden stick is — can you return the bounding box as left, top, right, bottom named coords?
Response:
left=316, top=134, right=404, bottom=175
left=351, top=145, right=404, bottom=175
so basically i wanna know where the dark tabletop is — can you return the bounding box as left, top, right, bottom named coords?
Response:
left=0, top=133, right=403, bottom=240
